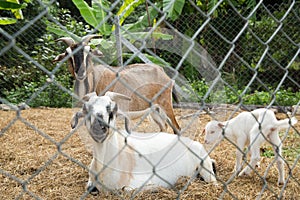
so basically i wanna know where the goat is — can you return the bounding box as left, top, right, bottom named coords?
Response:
left=119, top=103, right=169, bottom=132
left=203, top=108, right=298, bottom=185
left=53, top=35, right=180, bottom=133
left=71, top=92, right=217, bottom=193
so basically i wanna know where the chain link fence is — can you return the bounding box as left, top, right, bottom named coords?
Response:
left=1, top=0, right=299, bottom=199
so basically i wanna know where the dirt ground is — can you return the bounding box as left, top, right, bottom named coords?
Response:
left=0, top=107, right=299, bottom=199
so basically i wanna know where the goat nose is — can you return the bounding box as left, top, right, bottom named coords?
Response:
left=92, top=120, right=107, bottom=133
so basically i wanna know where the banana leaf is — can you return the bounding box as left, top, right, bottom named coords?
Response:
left=123, top=31, right=173, bottom=41
left=122, top=5, right=159, bottom=31
left=116, top=0, right=144, bottom=27
left=0, top=17, right=17, bottom=25
left=72, top=0, right=111, bottom=35
left=163, top=0, right=185, bottom=21
left=122, top=53, right=171, bottom=67
left=0, top=0, right=25, bottom=9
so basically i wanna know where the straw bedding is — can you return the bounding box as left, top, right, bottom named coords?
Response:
left=0, top=108, right=299, bottom=199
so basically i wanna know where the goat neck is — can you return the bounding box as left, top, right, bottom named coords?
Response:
left=74, top=60, right=96, bottom=100
left=91, top=129, right=136, bottom=189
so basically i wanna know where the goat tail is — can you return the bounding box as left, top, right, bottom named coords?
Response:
left=148, top=104, right=169, bottom=132
left=275, top=117, right=298, bottom=130
left=172, top=85, right=179, bottom=104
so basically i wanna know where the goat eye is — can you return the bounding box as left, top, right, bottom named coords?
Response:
left=210, top=131, right=215, bottom=134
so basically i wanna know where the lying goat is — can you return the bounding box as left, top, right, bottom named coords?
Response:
left=203, top=108, right=298, bottom=185
left=71, top=92, right=217, bottom=193
left=53, top=35, right=180, bottom=133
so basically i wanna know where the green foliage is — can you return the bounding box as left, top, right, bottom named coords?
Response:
left=261, top=147, right=274, bottom=158
left=0, top=17, right=17, bottom=24
left=2, top=1, right=299, bottom=109
left=117, top=0, right=185, bottom=28
left=116, top=0, right=145, bottom=27
left=190, top=80, right=299, bottom=106
left=1, top=7, right=85, bottom=108
left=163, top=0, right=185, bottom=21
left=0, top=0, right=30, bottom=25
left=48, top=1, right=174, bottom=46
left=275, top=89, right=300, bottom=106
left=72, top=0, right=111, bottom=35
left=46, top=8, right=90, bottom=40
left=4, top=75, right=73, bottom=108
left=122, top=53, right=171, bottom=67
left=47, top=0, right=175, bottom=70
left=122, top=4, right=159, bottom=31
left=190, top=79, right=209, bottom=99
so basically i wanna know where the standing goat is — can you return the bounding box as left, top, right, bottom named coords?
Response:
left=71, top=92, right=217, bottom=193
left=203, top=108, right=298, bottom=185
left=53, top=35, right=180, bottom=133
left=120, top=103, right=169, bottom=132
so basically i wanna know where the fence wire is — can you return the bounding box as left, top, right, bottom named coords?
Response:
left=0, top=0, right=300, bottom=199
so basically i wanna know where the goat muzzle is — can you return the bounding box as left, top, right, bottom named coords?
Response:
left=90, top=119, right=109, bottom=143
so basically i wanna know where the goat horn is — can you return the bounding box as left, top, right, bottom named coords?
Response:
left=105, top=91, right=131, bottom=102
left=55, top=37, right=75, bottom=46
left=82, top=34, right=102, bottom=44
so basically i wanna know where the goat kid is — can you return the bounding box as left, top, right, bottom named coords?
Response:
left=71, top=92, right=217, bottom=193
left=53, top=35, right=180, bottom=133
left=203, top=108, right=298, bottom=185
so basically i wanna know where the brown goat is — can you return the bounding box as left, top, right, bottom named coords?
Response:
left=53, top=35, right=180, bottom=133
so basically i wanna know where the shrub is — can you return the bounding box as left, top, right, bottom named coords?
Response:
left=1, top=8, right=86, bottom=108
left=189, top=80, right=299, bottom=106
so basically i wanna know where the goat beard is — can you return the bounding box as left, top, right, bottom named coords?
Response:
left=90, top=122, right=108, bottom=143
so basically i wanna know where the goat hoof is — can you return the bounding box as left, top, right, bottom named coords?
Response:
left=87, top=185, right=99, bottom=195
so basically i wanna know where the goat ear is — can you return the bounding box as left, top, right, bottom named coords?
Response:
left=218, top=123, right=224, bottom=129
left=52, top=53, right=66, bottom=63
left=104, top=91, right=131, bottom=102
left=71, top=111, right=84, bottom=129
left=53, top=52, right=75, bottom=77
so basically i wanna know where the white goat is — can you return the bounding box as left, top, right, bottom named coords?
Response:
left=71, top=92, right=217, bottom=193
left=203, top=108, right=298, bottom=185
left=53, top=35, right=180, bottom=133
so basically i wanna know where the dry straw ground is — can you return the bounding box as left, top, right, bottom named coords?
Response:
left=0, top=107, right=299, bottom=199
